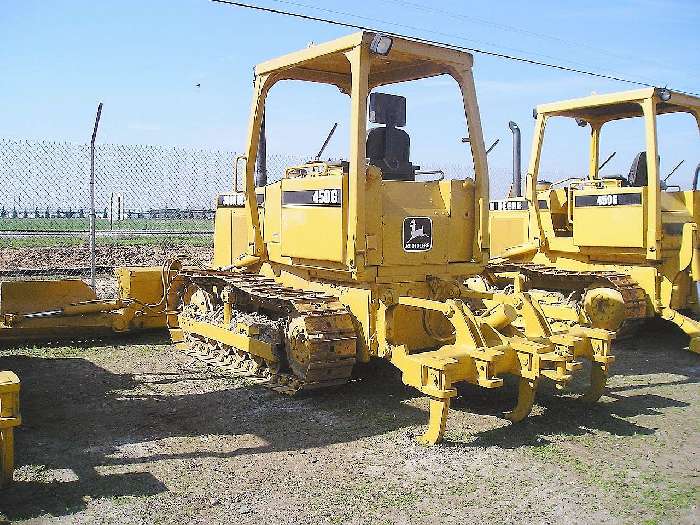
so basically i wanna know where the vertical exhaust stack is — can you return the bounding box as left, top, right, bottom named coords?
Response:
left=255, top=113, right=267, bottom=187
left=509, top=121, right=522, bottom=198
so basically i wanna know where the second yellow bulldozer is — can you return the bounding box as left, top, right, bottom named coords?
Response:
left=489, top=88, right=700, bottom=353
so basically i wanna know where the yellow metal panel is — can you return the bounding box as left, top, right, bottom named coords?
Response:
left=280, top=174, right=346, bottom=263
left=263, top=183, right=281, bottom=246
left=440, top=179, right=475, bottom=262
left=573, top=188, right=646, bottom=248
left=115, top=267, right=164, bottom=304
left=213, top=207, right=233, bottom=268
left=380, top=181, right=449, bottom=266
left=490, top=213, right=529, bottom=256
left=363, top=170, right=384, bottom=266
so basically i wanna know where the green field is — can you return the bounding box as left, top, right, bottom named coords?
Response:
left=0, top=218, right=213, bottom=232
left=0, top=234, right=213, bottom=249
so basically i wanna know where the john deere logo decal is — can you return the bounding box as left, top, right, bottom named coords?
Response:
left=403, top=217, right=432, bottom=252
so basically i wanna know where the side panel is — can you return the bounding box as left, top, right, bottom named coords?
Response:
left=213, top=192, right=264, bottom=268
left=573, top=188, right=646, bottom=248
left=212, top=207, right=234, bottom=268
left=443, top=179, right=475, bottom=263
left=258, top=182, right=282, bottom=246
left=280, top=175, right=346, bottom=263
left=489, top=198, right=529, bottom=256
left=381, top=181, right=447, bottom=266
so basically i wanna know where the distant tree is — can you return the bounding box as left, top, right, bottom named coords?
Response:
left=12, top=207, right=18, bottom=219
left=78, top=208, right=85, bottom=218
left=35, top=206, right=40, bottom=219
left=103, top=207, right=108, bottom=219
left=45, top=206, right=51, bottom=219
left=0, top=207, right=6, bottom=218
left=23, top=208, right=29, bottom=219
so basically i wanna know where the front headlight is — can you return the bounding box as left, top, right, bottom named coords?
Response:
left=369, top=34, right=393, bottom=56
left=656, top=87, right=672, bottom=102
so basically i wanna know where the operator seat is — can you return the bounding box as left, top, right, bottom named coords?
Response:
left=628, top=151, right=648, bottom=187
left=366, top=92, right=419, bottom=181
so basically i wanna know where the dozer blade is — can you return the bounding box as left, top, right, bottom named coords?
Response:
left=0, top=280, right=97, bottom=316
left=0, top=270, right=169, bottom=344
left=0, top=279, right=114, bottom=344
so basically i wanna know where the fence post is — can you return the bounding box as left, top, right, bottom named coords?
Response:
left=90, top=103, right=103, bottom=291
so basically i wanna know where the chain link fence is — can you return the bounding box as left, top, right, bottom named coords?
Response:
left=0, top=137, right=513, bottom=291
left=0, top=139, right=226, bottom=281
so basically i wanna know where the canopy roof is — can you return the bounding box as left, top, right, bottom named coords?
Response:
left=255, top=31, right=473, bottom=91
left=536, top=88, right=700, bottom=123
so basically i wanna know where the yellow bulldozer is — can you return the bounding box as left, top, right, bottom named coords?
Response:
left=163, top=32, right=624, bottom=443
left=489, top=88, right=700, bottom=352
left=0, top=32, right=621, bottom=444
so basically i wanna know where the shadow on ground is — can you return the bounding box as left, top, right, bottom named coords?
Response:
left=0, top=350, right=421, bottom=521
left=449, top=319, right=698, bottom=448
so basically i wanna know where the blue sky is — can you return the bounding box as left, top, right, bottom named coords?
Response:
left=2, top=0, right=698, bottom=194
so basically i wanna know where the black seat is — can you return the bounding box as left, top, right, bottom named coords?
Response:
left=366, top=92, right=419, bottom=181
left=366, top=126, right=418, bottom=181
left=628, top=151, right=648, bottom=187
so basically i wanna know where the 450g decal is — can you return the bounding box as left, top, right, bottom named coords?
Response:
left=282, top=188, right=343, bottom=207
left=596, top=194, right=619, bottom=206
left=312, top=188, right=341, bottom=205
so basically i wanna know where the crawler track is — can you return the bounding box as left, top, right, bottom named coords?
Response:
left=171, top=268, right=357, bottom=395
left=486, top=261, right=648, bottom=321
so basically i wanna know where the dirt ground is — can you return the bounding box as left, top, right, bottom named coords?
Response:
left=0, top=245, right=213, bottom=272
left=0, top=321, right=698, bottom=525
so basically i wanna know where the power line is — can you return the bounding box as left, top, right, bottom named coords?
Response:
left=271, top=0, right=700, bottom=88
left=211, top=0, right=698, bottom=97
left=379, top=0, right=668, bottom=70
left=263, top=0, right=619, bottom=77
